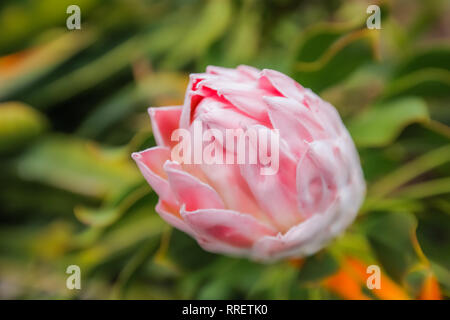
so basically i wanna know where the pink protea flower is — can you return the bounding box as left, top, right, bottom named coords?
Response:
left=132, top=65, right=365, bottom=262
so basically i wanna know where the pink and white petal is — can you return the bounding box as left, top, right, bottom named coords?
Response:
left=199, top=161, right=268, bottom=223
left=205, top=66, right=235, bottom=76
left=264, top=96, right=326, bottom=157
left=252, top=200, right=341, bottom=261
left=149, top=106, right=183, bottom=148
left=196, top=98, right=260, bottom=132
left=206, top=65, right=261, bottom=82
left=221, top=90, right=271, bottom=125
left=181, top=207, right=277, bottom=250
left=296, top=141, right=339, bottom=218
left=197, top=78, right=271, bottom=125
left=304, top=89, right=343, bottom=137
left=206, top=65, right=257, bottom=82
left=323, top=138, right=366, bottom=236
left=131, top=147, right=177, bottom=206
left=239, top=126, right=303, bottom=232
left=180, top=90, right=200, bottom=129
left=259, top=69, right=305, bottom=102
left=155, top=200, right=196, bottom=237
left=237, top=65, right=261, bottom=80
left=164, top=161, right=225, bottom=211
left=252, top=138, right=365, bottom=261
left=180, top=72, right=214, bottom=129
left=329, top=183, right=364, bottom=237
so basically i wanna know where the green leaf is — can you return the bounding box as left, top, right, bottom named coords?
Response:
left=297, top=252, right=339, bottom=283
left=26, top=35, right=142, bottom=107
left=197, top=279, right=232, bottom=300
left=75, top=184, right=150, bottom=227
left=293, top=27, right=379, bottom=92
left=224, top=1, right=260, bottom=65
left=16, top=135, right=140, bottom=198
left=368, top=144, right=450, bottom=198
left=348, top=97, right=429, bottom=147
left=162, top=0, right=232, bottom=68
left=395, top=177, right=450, bottom=199
left=362, top=211, right=419, bottom=281
left=383, top=68, right=450, bottom=99
left=247, top=262, right=298, bottom=299
left=111, top=238, right=160, bottom=299
left=74, top=207, right=165, bottom=272
left=0, top=102, right=48, bottom=153
left=0, top=30, right=95, bottom=100
left=395, top=46, right=450, bottom=77
left=77, top=72, right=187, bottom=138
left=382, top=46, right=450, bottom=99
left=417, top=211, right=450, bottom=270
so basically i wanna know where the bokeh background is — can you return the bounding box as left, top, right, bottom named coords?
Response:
left=0, top=0, right=449, bottom=299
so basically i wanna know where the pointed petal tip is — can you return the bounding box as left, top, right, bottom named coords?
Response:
left=131, top=151, right=142, bottom=161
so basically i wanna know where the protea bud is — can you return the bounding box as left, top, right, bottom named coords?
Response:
left=132, top=65, right=365, bottom=262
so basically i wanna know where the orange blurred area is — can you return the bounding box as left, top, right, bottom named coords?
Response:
left=324, top=257, right=410, bottom=300
left=418, top=274, right=442, bottom=300
left=0, top=50, right=35, bottom=72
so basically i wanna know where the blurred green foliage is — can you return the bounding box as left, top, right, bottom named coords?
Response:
left=0, top=0, right=449, bottom=299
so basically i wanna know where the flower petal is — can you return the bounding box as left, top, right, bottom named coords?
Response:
left=296, top=141, right=339, bottom=218
left=252, top=201, right=341, bottom=261
left=195, top=97, right=260, bottom=135
left=259, top=69, right=305, bottom=102
left=155, top=200, right=196, bottom=237
left=180, top=73, right=213, bottom=129
left=149, top=106, right=183, bottom=148
left=237, top=65, right=261, bottom=80
left=131, top=147, right=177, bottom=206
left=206, top=65, right=242, bottom=79
left=239, top=125, right=303, bottom=232
left=181, top=207, right=277, bottom=251
left=303, top=89, right=343, bottom=137
left=199, top=161, right=269, bottom=223
left=164, top=161, right=225, bottom=211
left=198, top=78, right=271, bottom=125
left=264, top=96, right=327, bottom=157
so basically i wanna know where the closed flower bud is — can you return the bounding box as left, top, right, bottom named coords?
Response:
left=132, top=65, right=365, bottom=262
